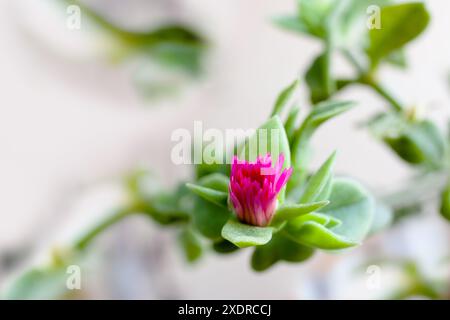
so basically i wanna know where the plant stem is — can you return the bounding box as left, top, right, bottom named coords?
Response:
left=365, top=80, right=404, bottom=113
left=342, top=49, right=404, bottom=113
left=73, top=206, right=137, bottom=251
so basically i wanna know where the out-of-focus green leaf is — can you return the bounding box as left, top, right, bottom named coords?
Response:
left=385, top=49, right=408, bottom=69
left=271, top=79, right=300, bottom=117
left=178, top=228, right=203, bottom=262
left=305, top=52, right=335, bottom=104
left=251, top=234, right=314, bottom=271
left=320, top=178, right=375, bottom=242
left=273, top=15, right=309, bottom=34
left=212, top=239, right=239, bottom=254
left=367, top=3, right=430, bottom=68
left=369, top=201, right=394, bottom=235
left=221, top=220, right=273, bottom=248
left=368, top=113, right=446, bottom=168
left=3, top=267, right=70, bottom=300
left=300, top=152, right=336, bottom=203
left=440, top=182, right=450, bottom=221
left=298, top=0, right=335, bottom=38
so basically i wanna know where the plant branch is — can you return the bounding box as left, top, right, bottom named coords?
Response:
left=73, top=206, right=137, bottom=251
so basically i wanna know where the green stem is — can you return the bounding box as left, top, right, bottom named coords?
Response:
left=342, top=49, right=404, bottom=113
left=364, top=80, right=404, bottom=113
left=73, top=206, right=137, bottom=251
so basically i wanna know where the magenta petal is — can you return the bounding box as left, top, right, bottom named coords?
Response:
left=228, top=153, right=292, bottom=227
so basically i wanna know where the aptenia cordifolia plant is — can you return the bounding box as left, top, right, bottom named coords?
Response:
left=3, top=0, right=450, bottom=300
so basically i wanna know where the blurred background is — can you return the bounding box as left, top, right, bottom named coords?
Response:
left=0, top=0, right=449, bottom=299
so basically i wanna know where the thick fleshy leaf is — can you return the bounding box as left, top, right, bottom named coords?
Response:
left=368, top=113, right=446, bottom=168
left=221, top=220, right=273, bottom=248
left=320, top=178, right=375, bottom=242
left=178, top=228, right=203, bottom=263
left=300, top=152, right=336, bottom=203
left=3, top=267, right=70, bottom=300
left=186, top=183, right=228, bottom=208
left=251, top=234, right=314, bottom=272
left=286, top=212, right=341, bottom=230
left=271, top=200, right=329, bottom=224
left=440, top=183, right=450, bottom=221
left=289, top=101, right=354, bottom=195
left=212, top=239, right=239, bottom=254
left=191, top=197, right=231, bottom=240
left=367, top=3, right=430, bottom=68
left=369, top=202, right=394, bottom=235
left=305, top=52, right=335, bottom=104
left=197, top=173, right=230, bottom=192
left=285, top=221, right=357, bottom=249
left=271, top=79, right=300, bottom=117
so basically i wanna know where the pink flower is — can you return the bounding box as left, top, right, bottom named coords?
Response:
left=229, top=153, right=292, bottom=227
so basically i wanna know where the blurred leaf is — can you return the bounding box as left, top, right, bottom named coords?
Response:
left=320, top=178, right=375, bottom=242
left=306, top=52, right=335, bottom=104
left=3, top=267, right=70, bottom=300
left=298, top=0, right=335, bottom=38
left=385, top=49, right=408, bottom=69
left=178, top=228, right=203, bottom=263
left=369, top=201, right=394, bottom=235
left=271, top=200, right=330, bottom=224
left=284, top=105, right=301, bottom=141
left=251, top=234, right=314, bottom=271
left=273, top=15, right=309, bottom=34
left=440, top=182, right=450, bottom=221
left=368, top=113, right=446, bottom=168
left=212, top=239, right=239, bottom=254
left=367, top=3, right=430, bottom=68
left=300, top=152, right=336, bottom=203
left=271, top=78, right=300, bottom=117
left=221, top=220, right=273, bottom=248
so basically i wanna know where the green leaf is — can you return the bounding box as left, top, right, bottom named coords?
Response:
left=298, top=0, right=336, bottom=39
left=287, top=212, right=341, bottom=229
left=285, top=221, right=357, bottom=249
left=273, top=15, right=309, bottom=35
left=238, top=115, right=291, bottom=201
left=300, top=151, right=336, bottom=203
left=191, top=197, right=231, bottom=240
left=385, top=49, right=408, bottom=68
left=197, top=173, right=230, bottom=192
left=284, top=105, right=301, bottom=141
left=368, top=113, right=446, bottom=167
left=178, top=228, right=203, bottom=263
left=212, top=239, right=239, bottom=254
left=272, top=200, right=330, bottom=224
left=186, top=183, right=228, bottom=208
left=221, top=220, right=273, bottom=248
left=251, top=234, right=314, bottom=271
left=369, top=201, right=394, bottom=235
left=3, top=266, right=70, bottom=300
left=305, top=52, right=335, bottom=104
left=289, top=100, right=354, bottom=195
left=440, top=182, right=450, bottom=221
left=367, top=2, right=430, bottom=68
left=271, top=78, right=300, bottom=117
left=320, top=178, right=375, bottom=242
